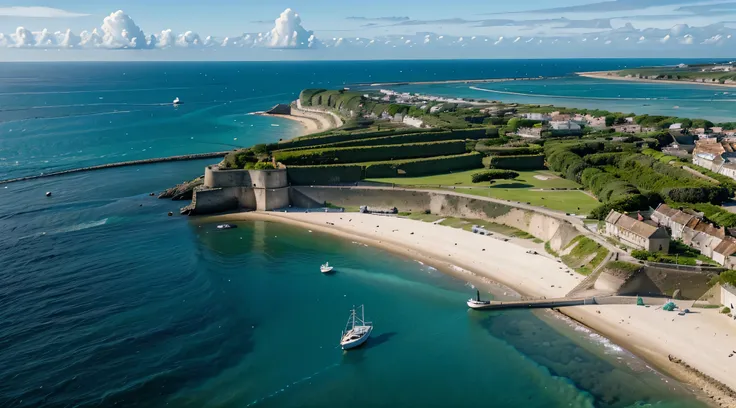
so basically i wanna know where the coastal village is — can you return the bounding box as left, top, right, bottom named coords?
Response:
left=154, top=84, right=736, bottom=405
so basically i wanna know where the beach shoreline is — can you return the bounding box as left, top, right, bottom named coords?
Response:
left=254, top=102, right=341, bottom=136
left=202, top=211, right=736, bottom=407
left=577, top=70, right=736, bottom=89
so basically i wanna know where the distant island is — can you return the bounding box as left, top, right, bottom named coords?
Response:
left=579, top=61, right=736, bottom=87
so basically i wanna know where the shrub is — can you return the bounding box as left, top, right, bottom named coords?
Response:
left=471, top=170, right=519, bottom=183
left=631, top=250, right=650, bottom=260
left=723, top=307, right=731, bottom=314
left=254, top=162, right=275, bottom=170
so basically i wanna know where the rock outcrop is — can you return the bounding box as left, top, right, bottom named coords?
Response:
left=158, top=176, right=204, bottom=201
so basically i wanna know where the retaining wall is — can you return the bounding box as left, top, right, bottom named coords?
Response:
left=616, top=265, right=716, bottom=300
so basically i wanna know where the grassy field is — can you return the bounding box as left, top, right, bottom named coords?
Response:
left=561, top=236, right=609, bottom=276
left=368, top=169, right=582, bottom=189
left=457, top=187, right=599, bottom=215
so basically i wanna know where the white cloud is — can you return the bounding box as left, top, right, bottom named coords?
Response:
left=660, top=34, right=671, bottom=43
left=494, top=36, right=504, bottom=45
left=702, top=34, right=724, bottom=44
left=59, top=29, right=81, bottom=48
left=35, top=28, right=56, bottom=47
left=101, top=10, right=148, bottom=49
left=0, top=7, right=88, bottom=18
left=267, top=8, right=315, bottom=48
left=12, top=27, right=34, bottom=47
left=513, top=36, right=521, bottom=43
left=177, top=31, right=202, bottom=47
left=80, top=29, right=103, bottom=47
left=158, top=29, right=176, bottom=48
left=680, top=34, right=694, bottom=44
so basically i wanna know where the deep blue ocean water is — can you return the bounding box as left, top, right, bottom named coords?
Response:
left=0, top=60, right=721, bottom=407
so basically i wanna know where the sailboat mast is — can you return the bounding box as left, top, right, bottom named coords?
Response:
left=361, top=305, right=365, bottom=324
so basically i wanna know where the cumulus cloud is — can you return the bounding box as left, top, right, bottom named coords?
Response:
left=59, top=30, right=82, bottom=48
left=35, top=28, right=56, bottom=47
left=101, top=10, right=148, bottom=49
left=80, top=29, right=103, bottom=47
left=661, top=34, right=671, bottom=43
left=177, top=31, right=202, bottom=47
left=12, top=27, right=34, bottom=47
left=267, top=8, right=316, bottom=48
left=158, top=29, right=175, bottom=48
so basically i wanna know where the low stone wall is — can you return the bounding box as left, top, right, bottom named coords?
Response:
left=291, top=186, right=580, bottom=251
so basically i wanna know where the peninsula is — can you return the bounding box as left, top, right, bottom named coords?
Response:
left=579, top=62, right=736, bottom=88
left=167, top=87, right=736, bottom=405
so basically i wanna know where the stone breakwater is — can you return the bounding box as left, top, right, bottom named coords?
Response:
left=0, top=152, right=230, bottom=185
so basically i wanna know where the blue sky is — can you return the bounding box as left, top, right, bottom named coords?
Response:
left=0, top=0, right=735, bottom=60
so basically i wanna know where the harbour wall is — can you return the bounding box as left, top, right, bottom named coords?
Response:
left=0, top=152, right=230, bottom=185
left=290, top=186, right=581, bottom=252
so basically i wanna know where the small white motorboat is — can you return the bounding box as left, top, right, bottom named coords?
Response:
left=467, top=289, right=491, bottom=309
left=216, top=224, right=237, bottom=230
left=340, top=305, right=372, bottom=350
left=320, top=262, right=334, bottom=273
left=173, top=97, right=181, bottom=105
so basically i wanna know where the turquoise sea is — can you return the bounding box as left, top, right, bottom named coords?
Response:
left=0, top=60, right=724, bottom=407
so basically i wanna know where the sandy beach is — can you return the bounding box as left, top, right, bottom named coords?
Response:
left=205, top=211, right=736, bottom=406
left=257, top=103, right=342, bottom=136
left=577, top=71, right=736, bottom=89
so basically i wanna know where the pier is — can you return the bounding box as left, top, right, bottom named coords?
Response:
left=0, top=151, right=230, bottom=185
left=469, top=296, right=598, bottom=311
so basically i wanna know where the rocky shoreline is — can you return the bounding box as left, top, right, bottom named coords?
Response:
left=668, top=354, right=736, bottom=407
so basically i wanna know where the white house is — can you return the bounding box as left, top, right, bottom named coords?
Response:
left=670, top=123, right=683, bottom=131
left=522, top=113, right=550, bottom=121
left=605, top=210, right=670, bottom=253
left=550, top=121, right=581, bottom=131
left=721, top=285, right=736, bottom=311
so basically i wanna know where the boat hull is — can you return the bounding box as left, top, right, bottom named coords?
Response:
left=341, top=326, right=372, bottom=350
left=320, top=267, right=334, bottom=273
left=467, top=300, right=491, bottom=309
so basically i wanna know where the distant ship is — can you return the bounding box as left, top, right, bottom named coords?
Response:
left=173, top=97, right=181, bottom=105
left=340, top=305, right=372, bottom=350
left=216, top=224, right=236, bottom=230
left=320, top=262, right=334, bottom=273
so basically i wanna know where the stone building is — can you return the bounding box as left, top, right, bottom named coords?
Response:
left=605, top=210, right=670, bottom=253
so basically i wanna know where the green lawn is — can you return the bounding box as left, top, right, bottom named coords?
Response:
left=457, top=187, right=599, bottom=215
left=368, top=169, right=582, bottom=189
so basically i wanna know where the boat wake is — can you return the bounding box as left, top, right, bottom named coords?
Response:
left=244, top=362, right=340, bottom=407
left=18, top=218, right=109, bottom=240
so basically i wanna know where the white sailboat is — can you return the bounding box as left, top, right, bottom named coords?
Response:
left=467, top=289, right=491, bottom=309
left=340, top=305, right=372, bottom=350
left=173, top=97, right=181, bottom=105
left=320, top=262, right=334, bottom=273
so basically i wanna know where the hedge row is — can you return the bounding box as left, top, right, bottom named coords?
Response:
left=274, top=140, right=468, bottom=166
left=286, top=152, right=484, bottom=184
left=483, top=145, right=543, bottom=157
left=273, top=128, right=432, bottom=150
left=287, top=164, right=363, bottom=185
left=615, top=154, right=730, bottom=204
left=471, top=170, right=519, bottom=183
left=363, top=152, right=483, bottom=178
left=281, top=128, right=491, bottom=151
left=487, top=154, right=545, bottom=170
left=299, top=89, right=326, bottom=107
